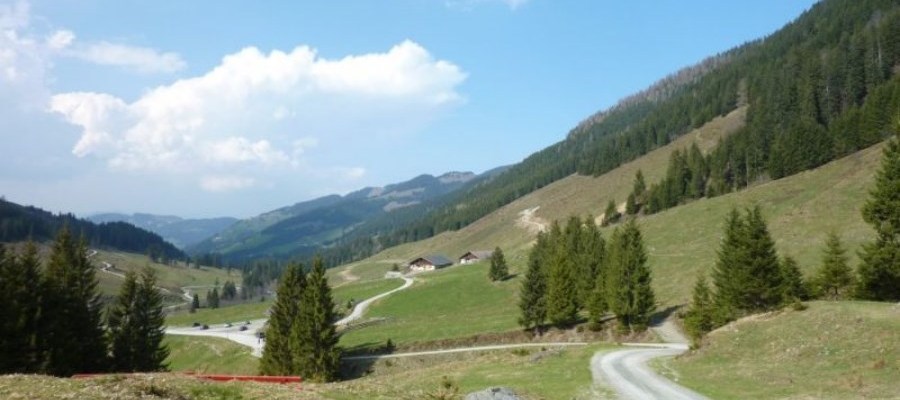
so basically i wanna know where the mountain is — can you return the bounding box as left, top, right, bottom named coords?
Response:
left=317, top=0, right=900, bottom=267
left=0, top=198, right=185, bottom=260
left=187, top=171, right=488, bottom=262
left=87, top=213, right=238, bottom=249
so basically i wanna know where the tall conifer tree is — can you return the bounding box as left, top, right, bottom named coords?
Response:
left=0, top=242, right=43, bottom=373
left=546, top=221, right=579, bottom=326
left=259, top=263, right=306, bottom=376
left=292, top=257, right=340, bottom=382
left=606, top=220, right=655, bottom=331
left=817, top=233, right=853, bottom=299
left=519, top=233, right=548, bottom=333
left=488, top=247, right=508, bottom=281
left=857, top=129, right=900, bottom=300
left=42, top=227, right=107, bottom=376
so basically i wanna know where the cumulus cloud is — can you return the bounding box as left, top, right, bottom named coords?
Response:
left=73, top=41, right=186, bottom=73
left=50, top=40, right=466, bottom=190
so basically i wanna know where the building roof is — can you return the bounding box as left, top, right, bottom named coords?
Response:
left=461, top=250, right=494, bottom=260
left=410, top=254, right=453, bottom=267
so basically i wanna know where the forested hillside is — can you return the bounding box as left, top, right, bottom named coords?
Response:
left=319, top=0, right=900, bottom=267
left=88, top=213, right=237, bottom=249
left=0, top=198, right=185, bottom=261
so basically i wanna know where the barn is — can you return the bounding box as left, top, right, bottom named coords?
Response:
left=458, top=250, right=494, bottom=265
left=408, top=255, right=453, bottom=272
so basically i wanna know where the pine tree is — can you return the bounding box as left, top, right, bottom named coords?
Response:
left=712, top=207, right=783, bottom=319
left=780, top=256, right=808, bottom=302
left=134, top=268, right=169, bottom=371
left=606, top=219, right=655, bottom=331
left=602, top=200, right=620, bottom=227
left=546, top=221, right=579, bottom=327
left=518, top=233, right=548, bottom=334
left=206, top=288, right=220, bottom=309
left=817, top=233, right=854, bottom=299
left=190, top=293, right=199, bottom=313
left=684, top=274, right=714, bottom=345
left=625, top=193, right=639, bottom=215
left=41, top=228, right=108, bottom=376
left=633, top=170, right=647, bottom=202
left=579, top=219, right=605, bottom=310
left=0, top=242, right=43, bottom=373
left=488, top=247, right=508, bottom=281
left=259, top=263, right=306, bottom=376
left=857, top=129, right=900, bottom=301
left=292, top=257, right=340, bottom=382
left=108, top=270, right=139, bottom=372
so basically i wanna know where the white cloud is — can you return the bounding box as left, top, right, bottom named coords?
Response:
left=0, top=1, right=29, bottom=30
left=200, top=175, right=255, bottom=192
left=46, top=29, right=74, bottom=50
left=74, top=41, right=186, bottom=74
left=50, top=40, right=466, bottom=190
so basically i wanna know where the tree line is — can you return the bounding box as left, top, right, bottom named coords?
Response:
left=518, top=216, right=655, bottom=334
left=0, top=226, right=168, bottom=375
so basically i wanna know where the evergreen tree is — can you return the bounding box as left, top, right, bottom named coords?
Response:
left=605, top=219, right=655, bottom=331
left=292, top=257, right=340, bottom=382
left=579, top=219, right=605, bottom=309
left=633, top=170, right=647, bottom=202
left=107, top=271, right=139, bottom=372
left=712, top=207, right=783, bottom=319
left=546, top=221, right=579, bottom=326
left=134, top=268, right=168, bottom=371
left=684, top=274, right=714, bottom=345
left=518, top=233, right=548, bottom=333
left=602, top=200, right=621, bottom=227
left=780, top=256, right=809, bottom=302
left=488, top=247, right=509, bottom=281
left=206, top=288, right=220, bottom=309
left=857, top=129, right=900, bottom=301
left=259, top=263, right=306, bottom=376
left=0, top=242, right=43, bottom=373
left=817, top=232, right=854, bottom=299
left=41, top=227, right=108, bottom=376
left=625, top=193, right=639, bottom=215
left=190, top=293, right=199, bottom=313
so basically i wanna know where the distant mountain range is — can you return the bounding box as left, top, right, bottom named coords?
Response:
left=87, top=213, right=238, bottom=250
left=187, top=171, right=492, bottom=262
left=0, top=198, right=185, bottom=260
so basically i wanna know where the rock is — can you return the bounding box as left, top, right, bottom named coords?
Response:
left=464, top=387, right=521, bottom=400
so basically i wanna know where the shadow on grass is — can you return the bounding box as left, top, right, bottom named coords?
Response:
left=339, top=341, right=396, bottom=380
left=649, top=304, right=684, bottom=326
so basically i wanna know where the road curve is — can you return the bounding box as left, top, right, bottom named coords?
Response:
left=592, top=318, right=708, bottom=400
left=166, top=273, right=414, bottom=357
left=336, top=273, right=413, bottom=326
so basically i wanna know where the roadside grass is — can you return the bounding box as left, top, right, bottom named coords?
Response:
left=669, top=301, right=900, bottom=399
left=165, top=277, right=405, bottom=327
left=338, top=262, right=521, bottom=349
left=326, top=344, right=611, bottom=399
left=164, top=335, right=259, bottom=375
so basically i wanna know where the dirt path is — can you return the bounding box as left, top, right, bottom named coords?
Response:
left=591, top=317, right=707, bottom=400
left=338, top=264, right=360, bottom=286
left=517, top=206, right=548, bottom=234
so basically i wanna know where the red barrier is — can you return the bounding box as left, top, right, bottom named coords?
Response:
left=72, top=373, right=302, bottom=385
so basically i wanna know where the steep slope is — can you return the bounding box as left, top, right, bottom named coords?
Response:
left=88, top=213, right=238, bottom=249
left=0, top=198, right=185, bottom=260
left=670, top=301, right=899, bottom=399
left=322, top=0, right=900, bottom=266
left=189, top=171, right=480, bottom=262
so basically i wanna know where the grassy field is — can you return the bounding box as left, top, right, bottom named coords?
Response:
left=95, top=250, right=238, bottom=294
left=327, top=344, right=612, bottom=399
left=665, top=301, right=900, bottom=399
left=164, top=335, right=259, bottom=375
left=338, top=262, right=521, bottom=349
left=165, top=277, right=405, bottom=327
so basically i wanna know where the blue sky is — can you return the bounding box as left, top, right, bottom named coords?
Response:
left=0, top=0, right=817, bottom=218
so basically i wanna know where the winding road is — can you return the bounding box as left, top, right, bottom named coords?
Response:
left=166, top=273, right=415, bottom=358
left=591, top=318, right=709, bottom=400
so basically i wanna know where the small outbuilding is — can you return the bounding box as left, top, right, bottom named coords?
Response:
left=458, top=250, right=494, bottom=265
left=408, top=255, right=454, bottom=272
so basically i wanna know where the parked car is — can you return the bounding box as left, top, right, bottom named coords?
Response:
left=239, top=325, right=248, bottom=331
left=201, top=324, right=209, bottom=330
left=192, top=322, right=201, bottom=327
